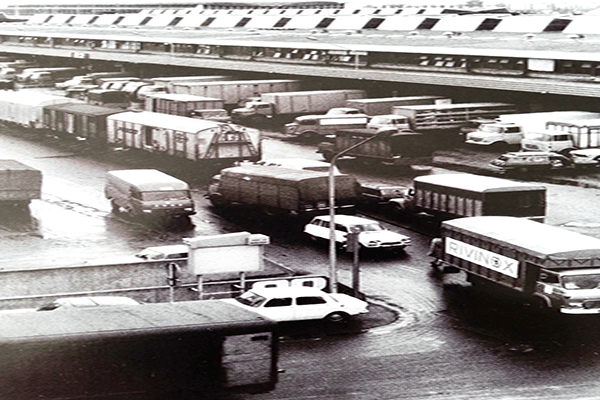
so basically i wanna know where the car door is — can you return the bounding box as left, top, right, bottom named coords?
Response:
left=294, top=295, right=331, bottom=320
left=258, top=296, right=293, bottom=321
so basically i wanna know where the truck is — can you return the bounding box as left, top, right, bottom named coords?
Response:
left=106, top=111, right=261, bottom=164
left=434, top=216, right=600, bottom=314
left=391, top=102, right=516, bottom=141
left=285, top=114, right=369, bottom=140
left=317, top=128, right=434, bottom=166
left=104, top=169, right=195, bottom=220
left=0, top=160, right=42, bottom=208
left=171, top=79, right=302, bottom=109
left=521, top=117, right=600, bottom=154
left=230, top=89, right=366, bottom=125
left=145, top=93, right=225, bottom=117
left=149, top=75, right=233, bottom=92
left=466, top=111, right=600, bottom=149
left=345, top=96, right=451, bottom=116
left=0, top=91, right=83, bottom=129
left=207, top=165, right=358, bottom=216
left=0, top=300, right=278, bottom=399
left=15, top=67, right=81, bottom=86
left=410, top=173, right=547, bottom=222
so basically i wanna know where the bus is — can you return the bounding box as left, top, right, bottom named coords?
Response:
left=0, top=300, right=278, bottom=399
left=412, top=173, right=547, bottom=222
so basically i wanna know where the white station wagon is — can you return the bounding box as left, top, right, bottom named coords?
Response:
left=223, top=287, right=369, bottom=323
left=304, top=215, right=411, bottom=251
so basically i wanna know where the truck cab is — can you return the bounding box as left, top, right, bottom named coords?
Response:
left=366, top=115, right=411, bottom=131
left=465, top=122, right=524, bottom=148
left=520, top=131, right=574, bottom=153
left=231, top=101, right=273, bottom=123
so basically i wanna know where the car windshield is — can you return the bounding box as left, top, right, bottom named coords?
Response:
left=562, top=274, right=600, bottom=290
left=140, top=190, right=190, bottom=201
left=524, top=133, right=552, bottom=141
left=235, top=291, right=267, bottom=307
left=351, top=223, right=383, bottom=232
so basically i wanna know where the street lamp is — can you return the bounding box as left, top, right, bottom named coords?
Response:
left=328, top=129, right=393, bottom=293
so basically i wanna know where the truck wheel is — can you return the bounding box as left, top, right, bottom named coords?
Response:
left=322, top=151, right=334, bottom=162
left=325, top=312, right=348, bottom=323
left=110, top=200, right=121, bottom=214
left=300, top=131, right=318, bottom=141
left=250, top=115, right=266, bottom=125
left=491, top=142, right=509, bottom=152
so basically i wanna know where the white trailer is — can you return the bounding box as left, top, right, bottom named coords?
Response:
left=170, top=79, right=302, bottom=107
left=106, top=111, right=261, bottom=163
left=144, top=93, right=225, bottom=117
left=0, top=91, right=83, bottom=129
left=149, top=75, right=233, bottom=92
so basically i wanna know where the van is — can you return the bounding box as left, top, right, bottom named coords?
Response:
left=104, top=169, right=195, bottom=219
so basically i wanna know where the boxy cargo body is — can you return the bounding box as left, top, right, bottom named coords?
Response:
left=43, top=103, right=122, bottom=142
left=413, top=174, right=546, bottom=222
left=145, top=93, right=225, bottom=117
left=171, top=79, right=301, bottom=106
left=392, top=102, right=516, bottom=133
left=317, top=129, right=434, bottom=165
left=346, top=96, right=450, bottom=116
left=0, top=91, right=83, bottom=129
left=149, top=75, right=233, bottom=92
left=106, top=111, right=261, bottom=163
left=0, top=300, right=278, bottom=399
left=0, top=160, right=42, bottom=207
left=439, top=216, right=600, bottom=314
left=208, top=165, right=358, bottom=215
left=105, top=169, right=195, bottom=218
left=231, top=89, right=366, bottom=124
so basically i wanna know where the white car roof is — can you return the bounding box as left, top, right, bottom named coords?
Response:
left=249, top=287, right=330, bottom=297
left=310, top=215, right=378, bottom=225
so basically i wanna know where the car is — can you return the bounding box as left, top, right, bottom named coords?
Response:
left=222, top=287, right=369, bottom=322
left=303, top=215, right=411, bottom=251
left=569, top=148, right=600, bottom=167
left=366, top=115, right=411, bottom=131
left=489, top=151, right=572, bottom=174
left=135, top=244, right=189, bottom=261
left=36, top=296, right=141, bottom=311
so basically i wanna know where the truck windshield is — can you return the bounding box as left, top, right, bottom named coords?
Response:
left=140, top=190, right=190, bottom=201
left=481, top=125, right=503, bottom=133
left=562, top=274, right=600, bottom=290
left=235, top=291, right=266, bottom=307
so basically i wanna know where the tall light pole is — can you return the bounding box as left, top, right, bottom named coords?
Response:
left=328, top=129, right=392, bottom=293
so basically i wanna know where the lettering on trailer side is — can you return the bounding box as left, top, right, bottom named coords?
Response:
left=445, top=237, right=519, bottom=278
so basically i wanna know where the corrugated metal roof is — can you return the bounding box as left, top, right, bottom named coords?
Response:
left=0, top=300, right=273, bottom=341
left=44, top=102, right=122, bottom=116
left=415, top=173, right=546, bottom=193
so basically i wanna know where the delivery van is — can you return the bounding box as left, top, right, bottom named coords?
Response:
left=105, top=169, right=195, bottom=220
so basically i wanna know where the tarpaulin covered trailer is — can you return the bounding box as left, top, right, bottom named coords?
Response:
left=43, top=103, right=122, bottom=142
left=0, top=91, right=83, bottom=129
left=106, top=111, right=261, bottom=163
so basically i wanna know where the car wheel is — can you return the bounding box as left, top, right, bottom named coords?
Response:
left=325, top=311, right=348, bottom=323
left=300, top=131, right=317, bottom=141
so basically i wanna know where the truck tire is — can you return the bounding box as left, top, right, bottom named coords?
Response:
left=300, top=131, right=318, bottom=141
left=250, top=114, right=266, bottom=125
left=322, top=151, right=334, bottom=162
left=491, top=141, right=509, bottom=152
left=110, top=200, right=121, bottom=214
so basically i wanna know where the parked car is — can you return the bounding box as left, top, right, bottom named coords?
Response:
left=303, top=215, right=411, bottom=251
left=569, top=148, right=600, bottom=167
left=489, top=151, right=572, bottom=174
left=36, top=296, right=140, bottom=311
left=222, top=287, right=369, bottom=322
left=135, top=244, right=188, bottom=261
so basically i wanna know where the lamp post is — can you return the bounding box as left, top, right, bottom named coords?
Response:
left=328, top=129, right=392, bottom=293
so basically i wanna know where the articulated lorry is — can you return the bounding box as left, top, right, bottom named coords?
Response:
left=0, top=160, right=42, bottom=208
left=207, top=165, right=358, bottom=216
left=466, top=111, right=600, bottom=149
left=231, top=89, right=366, bottom=125
left=346, top=96, right=450, bottom=116
left=521, top=117, right=600, bottom=155
left=171, top=79, right=301, bottom=109
left=435, top=216, right=600, bottom=314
